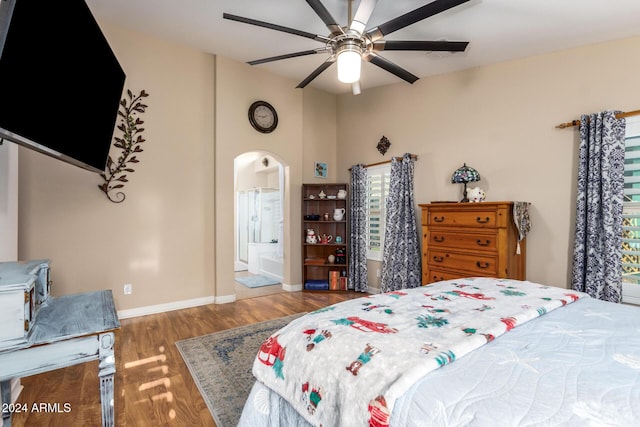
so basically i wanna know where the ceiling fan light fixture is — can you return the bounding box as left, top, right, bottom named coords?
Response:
left=224, top=0, right=473, bottom=90
left=336, top=43, right=362, bottom=83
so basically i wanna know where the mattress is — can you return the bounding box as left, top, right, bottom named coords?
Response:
left=239, top=282, right=640, bottom=426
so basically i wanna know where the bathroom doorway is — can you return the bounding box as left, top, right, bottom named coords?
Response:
left=234, top=151, right=286, bottom=299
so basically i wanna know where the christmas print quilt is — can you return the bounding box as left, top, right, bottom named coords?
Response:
left=251, top=278, right=585, bottom=427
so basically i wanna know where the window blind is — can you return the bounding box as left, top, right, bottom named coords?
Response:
left=623, top=127, right=640, bottom=284
left=367, top=165, right=390, bottom=260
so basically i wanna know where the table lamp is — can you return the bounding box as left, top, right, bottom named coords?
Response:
left=451, top=163, right=481, bottom=202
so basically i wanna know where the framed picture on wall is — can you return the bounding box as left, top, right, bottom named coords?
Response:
left=314, top=161, right=328, bottom=178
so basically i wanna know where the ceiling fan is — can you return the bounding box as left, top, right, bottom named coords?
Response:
left=223, top=0, right=471, bottom=93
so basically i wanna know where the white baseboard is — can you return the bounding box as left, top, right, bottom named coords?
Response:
left=116, top=281, right=375, bottom=320
left=215, top=294, right=236, bottom=304
left=283, top=282, right=302, bottom=292
left=624, top=295, right=640, bottom=305
left=117, top=295, right=216, bottom=319
left=623, top=282, right=640, bottom=306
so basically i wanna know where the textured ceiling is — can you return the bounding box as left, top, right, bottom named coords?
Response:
left=86, top=0, right=640, bottom=94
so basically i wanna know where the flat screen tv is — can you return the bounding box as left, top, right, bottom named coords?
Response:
left=0, top=0, right=126, bottom=174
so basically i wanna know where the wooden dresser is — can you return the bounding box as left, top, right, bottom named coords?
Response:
left=419, top=202, right=526, bottom=284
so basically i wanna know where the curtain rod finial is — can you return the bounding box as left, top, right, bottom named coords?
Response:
left=556, top=119, right=581, bottom=129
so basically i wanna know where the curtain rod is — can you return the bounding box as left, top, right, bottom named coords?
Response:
left=555, top=109, right=640, bottom=129
left=349, top=154, right=418, bottom=171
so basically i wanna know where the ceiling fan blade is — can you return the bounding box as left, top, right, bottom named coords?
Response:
left=248, top=48, right=330, bottom=66
left=366, top=0, right=470, bottom=39
left=373, top=40, right=469, bottom=52
left=349, top=0, right=378, bottom=34
left=305, top=0, right=344, bottom=35
left=363, top=52, right=419, bottom=84
left=223, top=13, right=330, bottom=43
left=296, top=59, right=335, bottom=88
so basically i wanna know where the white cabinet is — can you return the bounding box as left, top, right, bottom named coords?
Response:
left=0, top=260, right=51, bottom=350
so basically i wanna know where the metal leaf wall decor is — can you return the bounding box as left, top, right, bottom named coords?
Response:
left=99, top=89, right=149, bottom=203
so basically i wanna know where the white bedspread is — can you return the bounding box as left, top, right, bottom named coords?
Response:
left=240, top=283, right=640, bottom=426
left=390, top=295, right=640, bottom=426
left=248, top=278, right=586, bottom=427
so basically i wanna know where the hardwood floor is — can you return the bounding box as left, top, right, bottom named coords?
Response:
left=10, top=291, right=362, bottom=426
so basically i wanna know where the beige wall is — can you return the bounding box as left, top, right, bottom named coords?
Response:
left=236, top=155, right=280, bottom=191
left=303, top=86, right=338, bottom=182
left=214, top=59, right=343, bottom=299
left=214, top=56, right=305, bottom=299
left=16, top=23, right=339, bottom=312
left=0, top=143, right=18, bottom=261
left=336, top=35, right=640, bottom=289
left=18, top=24, right=216, bottom=311
left=15, top=20, right=640, bottom=313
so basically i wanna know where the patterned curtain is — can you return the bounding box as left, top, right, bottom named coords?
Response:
left=380, top=153, right=421, bottom=292
left=349, top=164, right=368, bottom=292
left=571, top=110, right=626, bottom=302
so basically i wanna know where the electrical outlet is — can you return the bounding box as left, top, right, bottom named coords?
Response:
left=124, top=283, right=132, bottom=295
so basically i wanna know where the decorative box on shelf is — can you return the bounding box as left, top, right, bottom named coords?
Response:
left=339, top=275, right=348, bottom=290
left=329, top=270, right=340, bottom=290
left=0, top=259, right=51, bottom=350
left=304, top=279, right=330, bottom=291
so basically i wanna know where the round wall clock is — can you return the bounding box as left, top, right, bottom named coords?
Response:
left=248, top=100, right=278, bottom=133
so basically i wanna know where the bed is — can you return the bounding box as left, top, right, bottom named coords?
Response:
left=238, top=277, right=640, bottom=426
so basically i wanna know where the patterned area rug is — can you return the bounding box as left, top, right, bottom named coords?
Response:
left=176, top=314, right=304, bottom=427
left=235, top=274, right=281, bottom=288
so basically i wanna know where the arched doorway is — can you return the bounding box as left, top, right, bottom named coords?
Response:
left=234, top=151, right=287, bottom=299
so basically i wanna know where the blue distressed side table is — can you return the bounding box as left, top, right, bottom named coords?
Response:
left=0, top=290, right=120, bottom=426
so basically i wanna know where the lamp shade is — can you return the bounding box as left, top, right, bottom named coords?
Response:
left=451, top=163, right=481, bottom=184
left=337, top=49, right=361, bottom=83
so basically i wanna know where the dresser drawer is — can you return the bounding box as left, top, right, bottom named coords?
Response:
left=425, top=268, right=464, bottom=283
left=428, top=210, right=497, bottom=228
left=428, top=249, right=498, bottom=275
left=427, top=230, right=497, bottom=251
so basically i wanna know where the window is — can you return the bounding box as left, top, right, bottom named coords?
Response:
left=623, top=115, right=640, bottom=304
left=366, top=164, right=391, bottom=261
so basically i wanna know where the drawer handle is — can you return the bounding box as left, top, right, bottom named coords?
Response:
left=476, top=261, right=490, bottom=269
left=434, top=236, right=445, bottom=242
left=433, top=255, right=449, bottom=262
left=433, top=216, right=445, bottom=222
left=476, top=216, right=490, bottom=224
left=432, top=275, right=444, bottom=281
left=476, top=239, right=491, bottom=246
